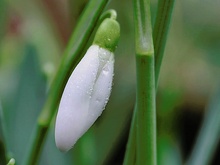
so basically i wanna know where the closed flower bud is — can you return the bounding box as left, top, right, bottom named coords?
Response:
left=55, top=17, right=120, bottom=152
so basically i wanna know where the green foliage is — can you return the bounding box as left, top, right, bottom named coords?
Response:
left=0, top=0, right=220, bottom=164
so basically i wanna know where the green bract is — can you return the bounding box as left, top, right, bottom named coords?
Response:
left=93, top=18, right=120, bottom=52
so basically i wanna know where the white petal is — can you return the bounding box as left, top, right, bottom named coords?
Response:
left=86, top=52, right=114, bottom=127
left=55, top=45, right=99, bottom=152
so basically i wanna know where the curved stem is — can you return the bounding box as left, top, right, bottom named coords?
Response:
left=23, top=0, right=110, bottom=164
left=99, top=9, right=117, bottom=21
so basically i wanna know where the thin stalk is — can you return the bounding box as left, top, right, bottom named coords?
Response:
left=154, top=0, right=175, bottom=86
left=23, top=0, right=110, bottom=164
left=136, top=54, right=156, bottom=165
left=123, top=107, right=137, bottom=165
left=133, top=0, right=156, bottom=165
left=123, top=0, right=175, bottom=164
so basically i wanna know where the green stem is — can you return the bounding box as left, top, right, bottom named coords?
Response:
left=23, top=0, right=110, bottom=164
left=136, top=54, right=156, bottom=165
left=133, top=0, right=156, bottom=165
left=123, top=107, right=137, bottom=165
left=123, top=0, right=175, bottom=164
left=154, top=0, right=175, bottom=86
left=99, top=9, right=117, bottom=21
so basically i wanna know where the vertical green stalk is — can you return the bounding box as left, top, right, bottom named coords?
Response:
left=136, top=55, right=156, bottom=165
left=123, top=107, right=137, bottom=165
left=23, top=0, right=109, bottom=164
left=154, top=0, right=175, bottom=86
left=134, top=0, right=156, bottom=165
left=123, top=0, right=175, bottom=164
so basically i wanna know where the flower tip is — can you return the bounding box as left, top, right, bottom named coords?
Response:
left=55, top=135, right=75, bottom=152
left=55, top=120, right=78, bottom=152
left=56, top=144, right=71, bottom=153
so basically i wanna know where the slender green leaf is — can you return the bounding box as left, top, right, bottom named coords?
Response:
left=154, top=0, right=175, bottom=86
left=4, top=44, right=46, bottom=164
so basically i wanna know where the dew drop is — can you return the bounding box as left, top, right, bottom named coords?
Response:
left=103, top=70, right=108, bottom=75
left=96, top=98, right=101, bottom=103
left=102, top=66, right=109, bottom=75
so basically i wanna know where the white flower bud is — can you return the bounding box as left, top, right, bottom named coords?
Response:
left=55, top=45, right=114, bottom=152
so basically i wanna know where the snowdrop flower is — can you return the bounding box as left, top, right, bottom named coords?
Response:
left=55, top=17, right=120, bottom=152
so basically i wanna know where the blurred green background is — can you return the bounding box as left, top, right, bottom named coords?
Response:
left=0, top=0, right=220, bottom=164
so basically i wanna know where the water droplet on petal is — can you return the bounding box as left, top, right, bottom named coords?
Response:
left=102, top=66, right=109, bottom=75
left=96, top=98, right=101, bottom=103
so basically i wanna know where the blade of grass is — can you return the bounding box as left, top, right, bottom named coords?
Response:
left=154, top=0, right=175, bottom=86
left=186, top=88, right=220, bottom=165
left=23, top=0, right=110, bottom=164
left=123, top=0, right=175, bottom=164
left=133, top=0, right=156, bottom=165
left=7, top=44, right=47, bottom=164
